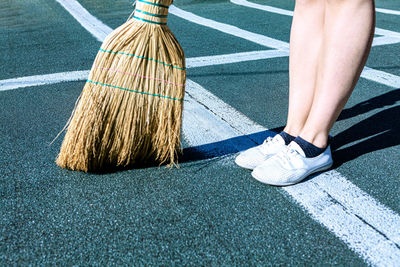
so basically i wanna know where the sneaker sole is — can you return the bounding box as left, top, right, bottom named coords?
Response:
left=251, top=160, right=333, bottom=186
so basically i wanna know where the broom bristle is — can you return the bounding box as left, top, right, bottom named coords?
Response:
left=56, top=0, right=186, bottom=172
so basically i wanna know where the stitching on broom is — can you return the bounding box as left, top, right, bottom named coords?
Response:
left=133, top=16, right=167, bottom=25
left=87, top=80, right=184, bottom=101
left=135, top=9, right=168, bottom=18
left=137, top=0, right=169, bottom=8
left=94, top=66, right=186, bottom=87
left=99, top=48, right=186, bottom=70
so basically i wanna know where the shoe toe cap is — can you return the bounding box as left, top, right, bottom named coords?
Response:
left=235, top=148, right=264, bottom=169
left=252, top=161, right=307, bottom=186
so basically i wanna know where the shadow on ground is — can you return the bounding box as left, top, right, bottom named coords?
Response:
left=332, top=88, right=400, bottom=167
left=86, top=89, right=399, bottom=172
left=180, top=89, right=400, bottom=168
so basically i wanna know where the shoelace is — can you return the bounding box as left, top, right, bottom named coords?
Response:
left=259, top=136, right=279, bottom=154
left=276, top=146, right=299, bottom=169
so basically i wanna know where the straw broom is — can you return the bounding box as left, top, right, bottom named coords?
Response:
left=56, top=0, right=186, bottom=172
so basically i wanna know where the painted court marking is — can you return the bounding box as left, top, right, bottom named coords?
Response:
left=230, top=0, right=400, bottom=47
left=170, top=5, right=400, bottom=88
left=0, top=71, right=90, bottom=92
left=376, top=7, right=400, bottom=16
left=231, top=0, right=400, bottom=17
left=2, top=71, right=400, bottom=266
left=3, top=0, right=399, bottom=265
left=3, top=52, right=399, bottom=92
left=55, top=0, right=112, bottom=42
left=185, top=81, right=400, bottom=267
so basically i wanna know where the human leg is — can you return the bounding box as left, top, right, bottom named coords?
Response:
left=298, top=0, right=376, bottom=148
left=252, top=0, right=376, bottom=185
left=284, top=0, right=326, bottom=136
left=235, top=0, right=326, bottom=169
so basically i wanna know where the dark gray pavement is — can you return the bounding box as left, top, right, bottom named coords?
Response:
left=1, top=0, right=399, bottom=265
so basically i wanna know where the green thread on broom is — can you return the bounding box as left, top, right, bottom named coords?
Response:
left=137, top=0, right=169, bottom=8
left=133, top=15, right=167, bottom=25
left=135, top=9, right=168, bottom=18
left=99, top=48, right=185, bottom=70
left=87, top=80, right=184, bottom=101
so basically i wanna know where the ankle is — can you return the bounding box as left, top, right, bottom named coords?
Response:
left=278, top=131, right=296, bottom=145
left=293, top=136, right=326, bottom=158
left=283, top=125, right=302, bottom=138
left=298, top=131, right=328, bottom=149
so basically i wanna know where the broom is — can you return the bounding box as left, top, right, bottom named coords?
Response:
left=56, top=0, right=186, bottom=172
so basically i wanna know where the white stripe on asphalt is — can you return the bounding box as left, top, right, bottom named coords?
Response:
left=55, top=0, right=112, bottom=42
left=170, top=4, right=400, bottom=88
left=2, top=68, right=400, bottom=266
left=230, top=0, right=400, bottom=46
left=362, top=67, right=400, bottom=88
left=2, top=50, right=398, bottom=92
left=187, top=49, right=289, bottom=68
left=230, top=0, right=293, bottom=16
left=372, top=35, right=400, bottom=47
left=8, top=1, right=398, bottom=265
left=231, top=0, right=400, bottom=17
left=0, top=70, right=90, bottom=92
left=50, top=0, right=400, bottom=89
left=168, top=5, right=289, bottom=51
left=374, top=28, right=400, bottom=38
left=185, top=80, right=400, bottom=267
left=376, top=7, right=400, bottom=16
left=0, top=50, right=290, bottom=92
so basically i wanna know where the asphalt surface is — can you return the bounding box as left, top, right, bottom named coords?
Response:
left=1, top=0, right=399, bottom=265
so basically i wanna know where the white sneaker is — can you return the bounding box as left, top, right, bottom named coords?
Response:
left=251, top=141, right=333, bottom=186
left=235, top=134, right=287, bottom=170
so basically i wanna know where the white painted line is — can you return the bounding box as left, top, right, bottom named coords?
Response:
left=185, top=80, right=266, bottom=137
left=185, top=80, right=400, bottom=267
left=231, top=0, right=293, bottom=16
left=17, top=2, right=399, bottom=265
left=312, top=171, right=400, bottom=245
left=170, top=4, right=400, bottom=88
left=183, top=86, right=244, bottom=148
left=51, top=0, right=400, bottom=90
left=230, top=0, right=400, bottom=46
left=3, top=56, right=399, bottom=92
left=232, top=0, right=400, bottom=17
left=55, top=0, right=112, bottom=42
left=2, top=67, right=399, bottom=265
left=186, top=49, right=289, bottom=68
left=284, top=178, right=400, bottom=266
left=376, top=7, right=400, bottom=16
left=0, top=50, right=289, bottom=92
left=0, top=70, right=90, bottom=92
left=169, top=5, right=289, bottom=51
left=361, top=67, right=400, bottom=88
left=372, top=35, right=400, bottom=47
left=375, top=28, right=400, bottom=38
left=2, top=50, right=399, bottom=92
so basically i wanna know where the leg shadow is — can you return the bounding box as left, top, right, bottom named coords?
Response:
left=338, top=89, right=400, bottom=121
left=332, top=105, right=400, bottom=167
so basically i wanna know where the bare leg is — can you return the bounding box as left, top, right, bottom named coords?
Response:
left=284, top=0, right=326, bottom=136
left=299, top=0, right=375, bottom=148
